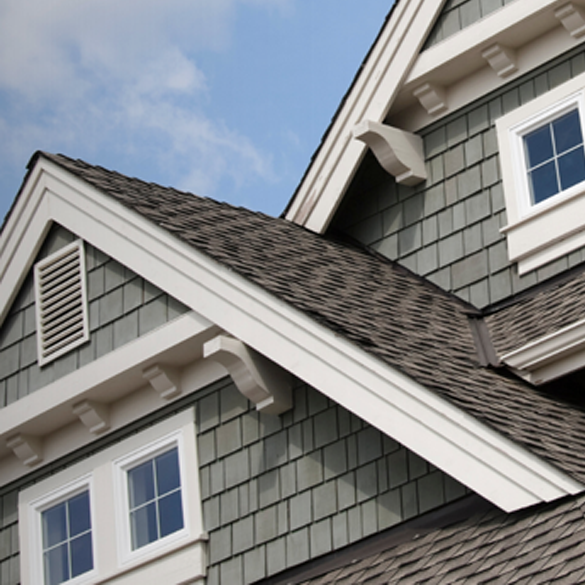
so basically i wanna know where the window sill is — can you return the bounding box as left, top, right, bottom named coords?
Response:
left=93, top=533, right=207, bottom=585
left=501, top=181, right=585, bottom=274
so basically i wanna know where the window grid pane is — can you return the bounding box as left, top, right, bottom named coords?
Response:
left=524, top=109, right=585, bottom=205
left=42, top=490, right=93, bottom=584
left=127, top=447, right=183, bottom=550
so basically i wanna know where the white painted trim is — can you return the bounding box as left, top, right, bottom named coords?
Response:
left=283, top=0, right=445, bottom=232
left=501, top=317, right=585, bottom=384
left=19, top=411, right=207, bottom=585
left=113, top=430, right=190, bottom=566
left=2, top=157, right=582, bottom=511
left=0, top=312, right=215, bottom=447
left=24, top=474, right=97, bottom=585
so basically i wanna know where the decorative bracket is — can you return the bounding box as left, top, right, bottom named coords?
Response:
left=72, top=400, right=110, bottom=435
left=481, top=44, right=518, bottom=78
left=6, top=433, right=43, bottom=467
left=555, top=3, right=585, bottom=38
left=143, top=364, right=181, bottom=400
left=413, top=83, right=448, bottom=116
left=203, top=335, right=292, bottom=415
left=352, top=120, right=427, bottom=186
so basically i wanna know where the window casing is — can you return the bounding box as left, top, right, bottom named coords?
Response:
left=113, top=431, right=190, bottom=565
left=19, top=410, right=206, bottom=585
left=42, top=489, right=93, bottom=585
left=497, top=71, right=585, bottom=274
left=28, top=476, right=96, bottom=585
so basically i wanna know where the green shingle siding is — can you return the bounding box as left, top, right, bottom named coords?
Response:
left=424, top=0, right=519, bottom=49
left=0, top=224, right=188, bottom=407
left=201, top=380, right=468, bottom=585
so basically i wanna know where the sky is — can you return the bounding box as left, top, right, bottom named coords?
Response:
left=0, top=1, right=393, bottom=223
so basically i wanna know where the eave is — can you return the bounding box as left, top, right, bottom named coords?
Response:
left=0, top=154, right=581, bottom=511
left=502, top=317, right=585, bottom=384
left=285, top=0, right=585, bottom=234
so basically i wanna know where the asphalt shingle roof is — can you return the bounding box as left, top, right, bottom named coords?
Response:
left=294, top=493, right=585, bottom=584
left=38, top=152, right=585, bottom=486
left=485, top=268, right=585, bottom=356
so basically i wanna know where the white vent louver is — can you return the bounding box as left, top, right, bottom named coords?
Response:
left=34, top=240, right=89, bottom=366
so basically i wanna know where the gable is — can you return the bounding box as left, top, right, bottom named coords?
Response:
left=0, top=223, right=188, bottom=408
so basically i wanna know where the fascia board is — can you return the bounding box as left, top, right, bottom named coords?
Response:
left=284, top=0, right=446, bottom=234
left=502, top=318, right=585, bottom=384
left=2, top=158, right=582, bottom=511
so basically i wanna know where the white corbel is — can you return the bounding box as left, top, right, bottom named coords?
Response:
left=72, top=400, right=110, bottom=435
left=6, top=433, right=43, bottom=467
left=481, top=44, right=518, bottom=78
left=143, top=364, right=181, bottom=400
left=203, top=335, right=292, bottom=415
left=413, top=83, right=448, bottom=116
left=352, top=120, right=427, bottom=186
left=555, top=3, right=585, bottom=38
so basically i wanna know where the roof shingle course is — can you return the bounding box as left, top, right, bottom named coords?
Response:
left=39, top=152, right=585, bottom=487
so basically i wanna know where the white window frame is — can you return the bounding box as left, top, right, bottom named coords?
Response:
left=113, top=430, right=190, bottom=566
left=27, top=475, right=97, bottom=585
left=19, top=410, right=206, bottom=585
left=497, top=71, right=585, bottom=275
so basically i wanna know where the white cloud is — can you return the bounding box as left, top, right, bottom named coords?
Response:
left=0, top=0, right=287, bottom=202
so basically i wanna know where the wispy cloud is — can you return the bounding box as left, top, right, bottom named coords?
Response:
left=0, top=0, right=287, bottom=201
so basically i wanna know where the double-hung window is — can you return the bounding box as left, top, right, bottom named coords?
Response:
left=497, top=71, right=585, bottom=274
left=42, top=490, right=93, bottom=585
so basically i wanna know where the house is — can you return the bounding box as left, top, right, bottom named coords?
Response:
left=2, top=0, right=585, bottom=583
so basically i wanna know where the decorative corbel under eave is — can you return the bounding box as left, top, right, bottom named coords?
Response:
left=352, top=120, right=427, bottom=186
left=481, top=44, right=518, bottom=78
left=6, top=433, right=43, bottom=467
left=143, top=364, right=181, bottom=400
left=203, top=335, right=292, bottom=415
left=413, top=83, right=448, bottom=116
left=72, top=400, right=110, bottom=435
left=555, top=3, right=585, bottom=38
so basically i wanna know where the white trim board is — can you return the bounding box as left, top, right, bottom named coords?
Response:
left=1, top=156, right=582, bottom=511
left=284, top=0, right=446, bottom=233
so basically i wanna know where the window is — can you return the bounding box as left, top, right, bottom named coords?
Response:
left=20, top=410, right=206, bottom=585
left=42, top=490, right=93, bottom=585
left=127, top=447, right=184, bottom=550
left=114, top=434, right=189, bottom=562
left=497, top=71, right=585, bottom=274
left=523, top=108, right=585, bottom=205
left=34, top=240, right=89, bottom=366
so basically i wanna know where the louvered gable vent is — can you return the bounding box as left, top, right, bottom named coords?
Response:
left=35, top=240, right=90, bottom=365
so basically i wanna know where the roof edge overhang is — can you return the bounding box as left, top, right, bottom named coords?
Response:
left=284, top=0, right=446, bottom=233
left=1, top=154, right=582, bottom=511
left=502, top=317, right=585, bottom=384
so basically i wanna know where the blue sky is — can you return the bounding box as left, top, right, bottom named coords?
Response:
left=0, top=1, right=392, bottom=223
